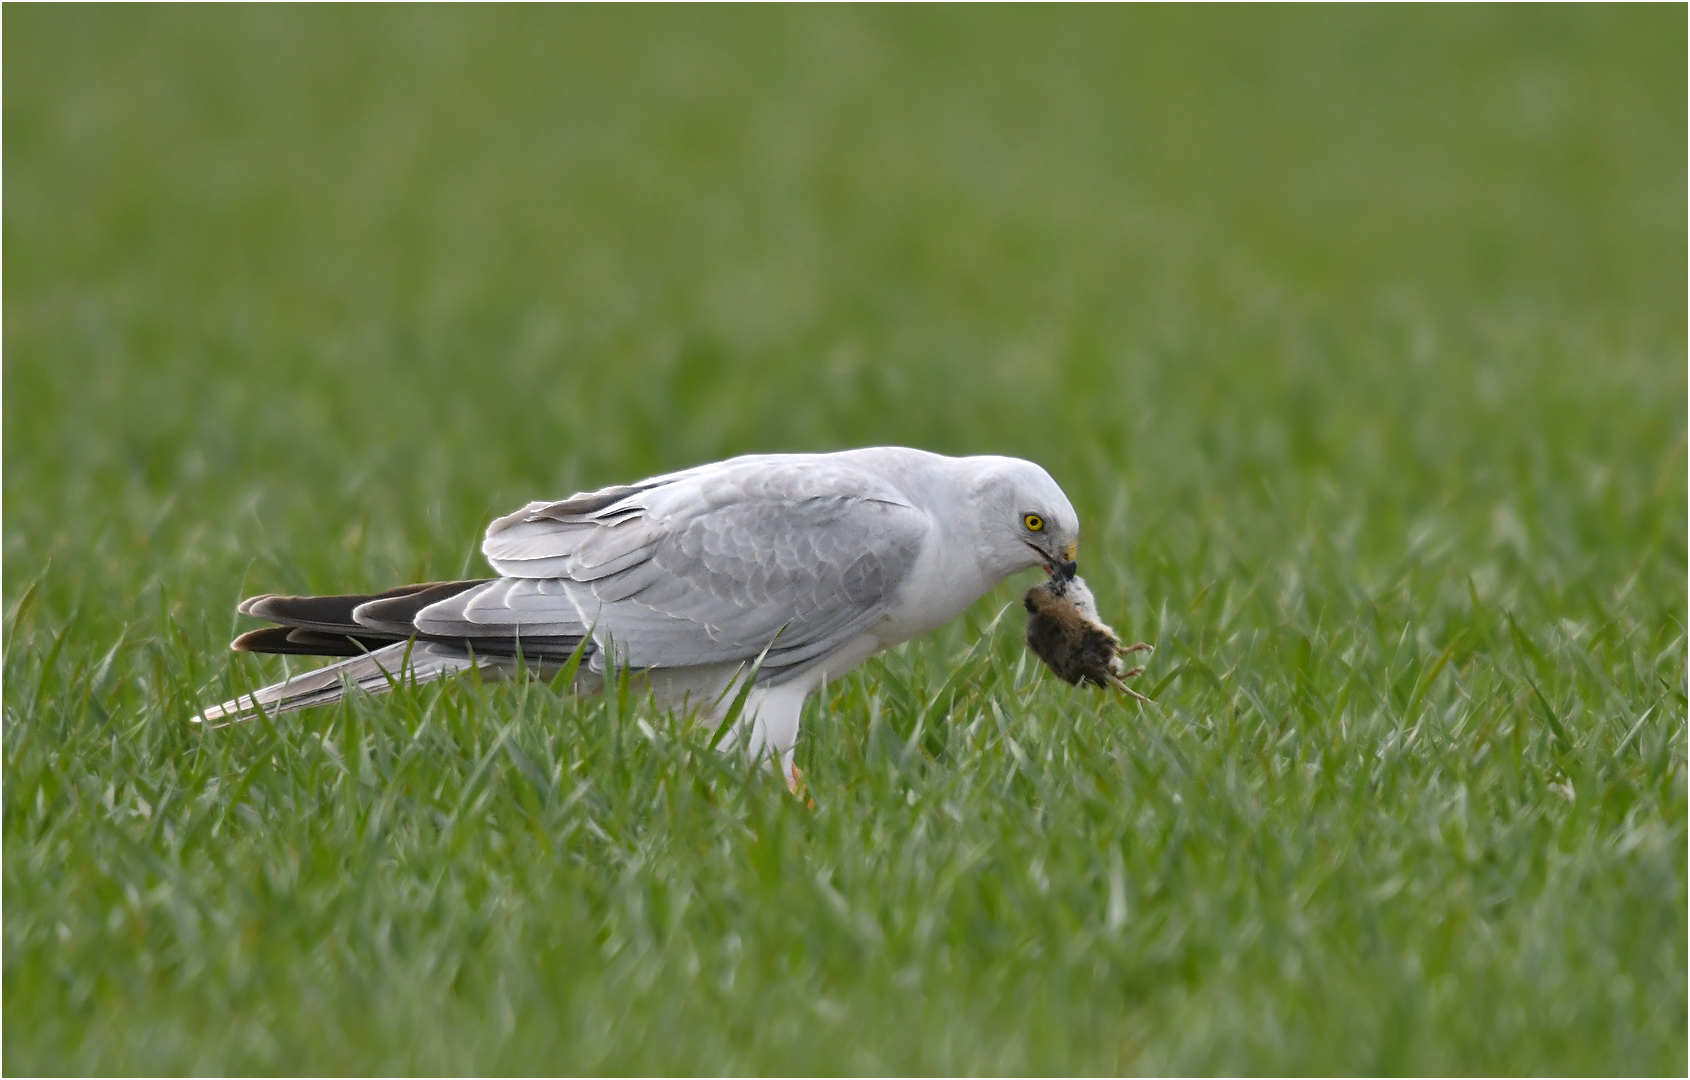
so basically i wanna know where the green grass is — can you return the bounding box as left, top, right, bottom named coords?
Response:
left=4, top=7, right=1684, bottom=1074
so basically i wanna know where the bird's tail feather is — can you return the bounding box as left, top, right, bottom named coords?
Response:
left=194, top=641, right=488, bottom=725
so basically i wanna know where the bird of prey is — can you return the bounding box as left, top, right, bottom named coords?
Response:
left=197, top=447, right=1082, bottom=788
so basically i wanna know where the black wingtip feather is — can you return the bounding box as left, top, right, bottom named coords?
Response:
left=236, top=594, right=277, bottom=618
left=234, top=580, right=491, bottom=638
left=350, top=579, right=493, bottom=634
left=232, top=626, right=400, bottom=656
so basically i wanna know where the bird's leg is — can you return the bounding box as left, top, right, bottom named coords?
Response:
left=788, top=763, right=816, bottom=810
left=1117, top=641, right=1154, bottom=657
left=1118, top=666, right=1145, bottom=679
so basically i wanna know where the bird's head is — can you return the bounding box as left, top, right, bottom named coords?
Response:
left=964, top=456, right=1081, bottom=583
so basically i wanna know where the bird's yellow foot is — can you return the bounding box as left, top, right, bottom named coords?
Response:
left=789, top=763, right=816, bottom=809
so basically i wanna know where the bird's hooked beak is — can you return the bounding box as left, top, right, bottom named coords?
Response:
left=1027, top=539, right=1079, bottom=581
left=1051, top=540, right=1078, bottom=581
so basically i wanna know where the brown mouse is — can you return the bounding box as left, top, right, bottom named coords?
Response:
left=1023, top=574, right=1152, bottom=700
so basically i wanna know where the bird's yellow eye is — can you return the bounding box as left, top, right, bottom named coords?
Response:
left=1024, top=514, right=1045, bottom=532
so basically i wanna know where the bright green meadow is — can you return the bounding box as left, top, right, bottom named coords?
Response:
left=5, top=7, right=1685, bottom=1074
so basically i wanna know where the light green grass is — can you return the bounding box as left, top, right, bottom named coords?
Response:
left=5, top=7, right=1684, bottom=1074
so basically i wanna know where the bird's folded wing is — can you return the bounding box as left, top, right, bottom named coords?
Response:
left=432, top=458, right=929, bottom=675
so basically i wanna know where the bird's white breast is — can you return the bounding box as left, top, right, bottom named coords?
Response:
left=874, top=527, right=996, bottom=646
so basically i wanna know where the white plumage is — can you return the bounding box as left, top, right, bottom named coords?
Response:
left=198, top=447, right=1082, bottom=785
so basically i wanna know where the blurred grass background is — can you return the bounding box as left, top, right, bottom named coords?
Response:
left=4, top=6, right=1684, bottom=1074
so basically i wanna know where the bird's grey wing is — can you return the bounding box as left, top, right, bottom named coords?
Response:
left=574, top=491, right=927, bottom=676
left=464, top=458, right=929, bottom=677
